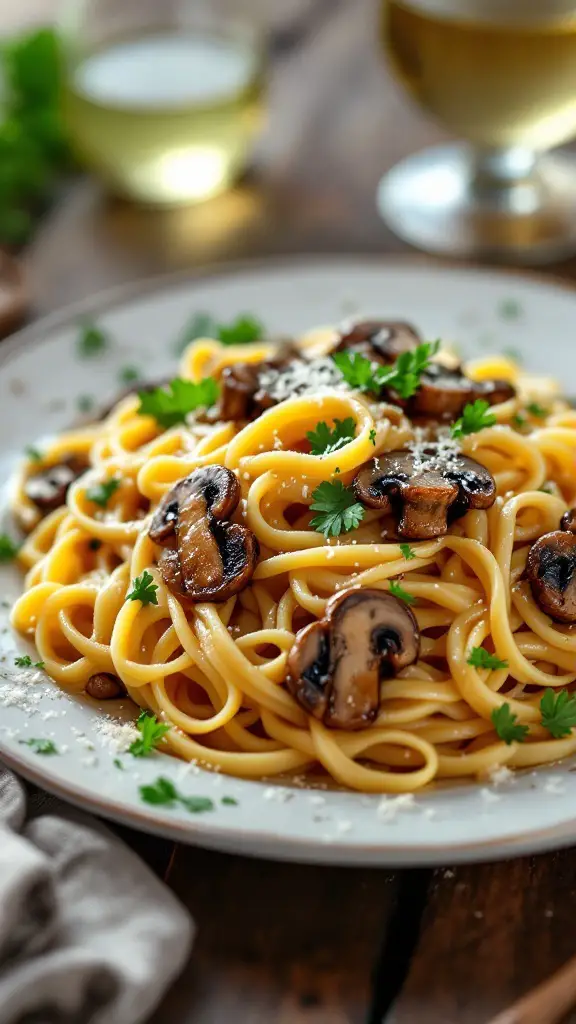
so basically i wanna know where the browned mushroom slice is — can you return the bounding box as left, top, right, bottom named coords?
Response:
left=25, top=456, right=87, bottom=514
left=220, top=362, right=261, bottom=421
left=149, top=465, right=259, bottom=602
left=286, top=588, right=420, bottom=729
left=561, top=508, right=576, bottom=534
left=404, top=365, right=516, bottom=421
left=85, top=673, right=126, bottom=700
left=526, top=531, right=576, bottom=624
left=353, top=447, right=496, bottom=539
left=334, top=319, right=421, bottom=364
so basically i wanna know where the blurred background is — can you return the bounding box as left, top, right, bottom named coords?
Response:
left=3, top=0, right=576, bottom=325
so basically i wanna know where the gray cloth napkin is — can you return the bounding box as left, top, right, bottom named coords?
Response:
left=0, top=764, right=194, bottom=1024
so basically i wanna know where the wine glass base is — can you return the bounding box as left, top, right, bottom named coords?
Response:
left=377, top=143, right=576, bottom=265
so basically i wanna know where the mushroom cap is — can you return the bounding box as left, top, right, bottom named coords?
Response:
left=85, top=673, right=125, bottom=700
left=403, top=365, right=515, bottom=421
left=526, top=530, right=576, bottom=624
left=353, top=447, right=496, bottom=539
left=286, top=588, right=420, bottom=729
left=149, top=466, right=259, bottom=603
left=25, top=456, right=87, bottom=514
left=561, top=508, right=576, bottom=534
left=334, top=319, right=420, bottom=364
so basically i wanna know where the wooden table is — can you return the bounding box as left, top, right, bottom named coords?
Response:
left=12, top=0, right=576, bottom=1020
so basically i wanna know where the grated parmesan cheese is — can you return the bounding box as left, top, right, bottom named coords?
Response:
left=94, top=718, right=140, bottom=752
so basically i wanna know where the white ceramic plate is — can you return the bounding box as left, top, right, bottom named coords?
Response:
left=1, top=256, right=576, bottom=867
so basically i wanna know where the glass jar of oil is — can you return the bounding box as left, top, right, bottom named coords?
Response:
left=60, top=0, right=265, bottom=205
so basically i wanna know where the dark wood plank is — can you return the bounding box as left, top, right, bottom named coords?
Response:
left=389, top=851, right=576, bottom=1024
left=150, top=846, right=401, bottom=1024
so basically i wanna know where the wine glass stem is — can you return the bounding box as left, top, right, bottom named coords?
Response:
left=472, top=146, right=538, bottom=191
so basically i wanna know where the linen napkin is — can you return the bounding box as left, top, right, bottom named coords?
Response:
left=0, top=763, right=194, bottom=1024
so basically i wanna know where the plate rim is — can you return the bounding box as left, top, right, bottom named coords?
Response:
left=4, top=252, right=576, bottom=865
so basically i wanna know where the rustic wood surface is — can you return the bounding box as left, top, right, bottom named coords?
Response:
left=5, top=0, right=576, bottom=1021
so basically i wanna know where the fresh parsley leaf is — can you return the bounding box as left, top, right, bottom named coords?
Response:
left=126, top=570, right=159, bottom=606
left=369, top=428, right=377, bottom=446
left=119, top=365, right=140, bottom=385
left=128, top=710, right=171, bottom=757
left=306, top=418, right=355, bottom=456
left=137, top=377, right=219, bottom=429
left=24, top=445, right=42, bottom=461
left=173, top=312, right=218, bottom=355
left=526, top=402, right=548, bottom=419
left=77, top=320, right=109, bottom=358
left=467, top=647, right=508, bottom=670
left=451, top=399, right=497, bottom=438
left=399, top=543, right=416, bottom=561
left=491, top=703, right=529, bottom=744
left=512, top=413, right=526, bottom=429
left=388, top=580, right=415, bottom=605
left=221, top=796, right=239, bottom=806
left=19, top=737, right=58, bottom=754
left=217, top=314, right=264, bottom=346
left=499, top=298, right=522, bottom=321
left=86, top=477, right=121, bottom=508
left=376, top=339, right=441, bottom=400
left=0, top=533, right=20, bottom=561
left=15, top=655, right=44, bottom=668
left=309, top=480, right=365, bottom=538
left=540, top=688, right=576, bottom=739
left=113, top=758, right=124, bottom=770
left=332, top=350, right=379, bottom=391
left=139, top=776, right=215, bottom=814
left=88, top=538, right=102, bottom=551
left=77, top=394, right=95, bottom=414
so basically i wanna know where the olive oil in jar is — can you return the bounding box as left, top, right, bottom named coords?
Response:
left=63, top=32, right=264, bottom=205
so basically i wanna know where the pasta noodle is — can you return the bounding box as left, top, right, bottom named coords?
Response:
left=10, top=323, right=576, bottom=793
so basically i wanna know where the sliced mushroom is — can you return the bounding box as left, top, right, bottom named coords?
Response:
left=149, top=465, right=259, bottom=602
left=286, top=588, right=420, bottom=729
left=85, top=673, right=126, bottom=700
left=400, top=364, right=515, bottom=421
left=561, top=508, right=576, bottom=534
left=526, top=531, right=576, bottom=623
left=334, top=319, right=421, bottom=364
left=354, top=447, right=496, bottom=539
left=25, top=456, right=87, bottom=514
left=219, top=342, right=300, bottom=421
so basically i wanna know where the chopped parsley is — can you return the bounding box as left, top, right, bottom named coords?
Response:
left=173, top=312, right=217, bottom=355
left=24, top=445, right=42, bottom=461
left=451, top=399, right=496, bottom=438
left=332, top=350, right=379, bottom=391
left=173, top=312, right=264, bottom=355
left=128, top=710, right=171, bottom=757
left=540, top=688, right=576, bottom=739
left=491, top=703, right=528, bottom=744
left=467, top=647, right=508, bottom=671
left=306, top=418, right=355, bottom=456
left=221, top=796, right=239, bottom=806
left=113, top=758, right=124, bottom=770
left=139, top=775, right=215, bottom=813
left=369, top=428, right=377, bottom=446
left=126, top=570, right=159, bottom=606
left=498, top=298, right=522, bottom=322
left=137, top=377, right=219, bottom=429
left=0, top=534, right=20, bottom=561
left=309, top=480, right=364, bottom=538
left=86, top=477, right=121, bottom=508
left=512, top=413, right=526, bottom=429
left=526, top=402, right=548, bottom=419
left=15, top=655, right=45, bottom=668
left=119, top=365, right=140, bottom=385
left=77, top=394, right=95, bottom=414
left=332, top=339, right=440, bottom=399
left=19, top=738, right=58, bottom=755
left=399, top=543, right=416, bottom=561
left=77, top=320, right=109, bottom=358
left=388, top=580, right=415, bottom=605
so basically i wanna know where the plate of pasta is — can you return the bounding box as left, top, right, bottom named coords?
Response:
left=1, top=256, right=576, bottom=866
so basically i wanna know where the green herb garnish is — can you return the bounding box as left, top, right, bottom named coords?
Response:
left=139, top=776, right=215, bottom=813
left=309, top=480, right=364, bottom=538
left=218, top=314, right=264, bottom=346
left=24, top=445, right=42, bottom=461
left=369, top=428, right=377, bottom=446
left=77, top=394, right=95, bottom=414
left=15, top=655, right=44, bottom=668
left=306, top=418, right=355, bottom=456
left=499, top=299, right=522, bottom=322
left=86, top=477, right=121, bottom=509
left=126, top=570, right=159, bottom=606
left=399, top=543, right=416, bottom=561
left=467, top=647, right=508, bottom=670
left=333, top=340, right=440, bottom=399
left=221, top=796, right=239, bottom=806
left=388, top=580, right=415, bottom=605
left=128, top=709, right=171, bottom=757
left=540, top=688, right=576, bottom=739
left=19, top=738, right=58, bottom=754
left=113, top=758, right=124, bottom=770
left=512, top=413, right=526, bottom=429
left=451, top=399, right=497, bottom=438
left=119, top=365, right=140, bottom=385
left=77, top=320, right=109, bottom=358
left=137, top=377, right=219, bottom=429
left=526, top=402, right=548, bottom=419
left=0, top=534, right=20, bottom=561
left=491, top=703, right=528, bottom=744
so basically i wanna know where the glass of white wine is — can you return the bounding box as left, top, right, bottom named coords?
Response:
left=59, top=0, right=265, bottom=206
left=379, top=0, right=576, bottom=262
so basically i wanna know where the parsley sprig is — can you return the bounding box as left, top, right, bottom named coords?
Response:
left=491, top=703, right=529, bottom=744
left=129, top=710, right=171, bottom=757
left=0, top=534, right=20, bottom=561
left=86, top=478, right=121, bottom=508
left=139, top=776, right=215, bottom=813
left=19, top=738, right=58, bottom=754
left=526, top=402, right=548, bottom=419
left=388, top=580, right=415, bottom=605
left=399, top=543, right=416, bottom=561
left=138, top=377, right=219, bottom=429
left=467, top=647, right=508, bottom=671
left=451, top=399, right=496, bottom=438
left=540, top=689, right=576, bottom=739
left=15, top=655, right=44, bottom=669
left=332, top=340, right=440, bottom=399
left=309, top=480, right=364, bottom=538
left=306, top=418, right=355, bottom=456
left=174, top=312, right=264, bottom=355
left=24, top=445, right=42, bottom=461
left=126, top=570, right=159, bottom=606
left=77, top=320, right=109, bottom=358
